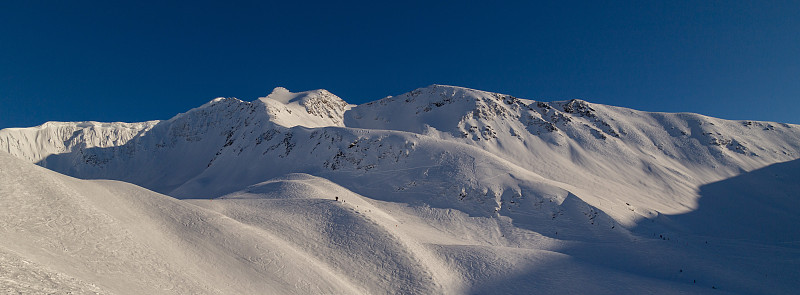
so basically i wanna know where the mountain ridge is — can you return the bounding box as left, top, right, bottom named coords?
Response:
left=2, top=85, right=800, bottom=294
left=2, top=85, right=798, bottom=222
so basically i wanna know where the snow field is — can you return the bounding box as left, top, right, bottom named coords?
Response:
left=1, top=85, right=799, bottom=294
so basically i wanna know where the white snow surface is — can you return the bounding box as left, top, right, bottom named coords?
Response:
left=1, top=85, right=800, bottom=294
left=256, top=87, right=352, bottom=128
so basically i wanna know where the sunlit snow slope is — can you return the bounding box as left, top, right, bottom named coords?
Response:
left=2, top=85, right=800, bottom=294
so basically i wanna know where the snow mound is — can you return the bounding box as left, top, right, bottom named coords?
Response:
left=0, top=152, right=364, bottom=294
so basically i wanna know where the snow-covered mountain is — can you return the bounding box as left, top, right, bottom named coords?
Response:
left=2, top=85, right=799, bottom=294
left=346, top=85, right=800, bottom=219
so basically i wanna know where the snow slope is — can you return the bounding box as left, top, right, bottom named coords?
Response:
left=2, top=85, right=800, bottom=294
left=6, top=152, right=794, bottom=294
left=345, top=85, right=800, bottom=220
left=0, top=152, right=369, bottom=294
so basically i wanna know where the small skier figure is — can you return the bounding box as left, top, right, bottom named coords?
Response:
left=335, top=196, right=339, bottom=201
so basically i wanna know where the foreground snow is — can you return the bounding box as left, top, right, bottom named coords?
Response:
left=7, top=153, right=798, bottom=294
left=1, top=85, right=799, bottom=294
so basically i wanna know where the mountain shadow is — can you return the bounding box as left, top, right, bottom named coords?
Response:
left=654, top=158, right=800, bottom=244
left=467, top=159, right=800, bottom=294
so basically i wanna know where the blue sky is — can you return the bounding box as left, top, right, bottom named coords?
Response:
left=1, top=1, right=798, bottom=128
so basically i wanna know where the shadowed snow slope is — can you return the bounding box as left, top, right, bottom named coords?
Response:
left=1, top=85, right=800, bottom=294
left=4, top=152, right=772, bottom=294
left=650, top=158, right=800, bottom=243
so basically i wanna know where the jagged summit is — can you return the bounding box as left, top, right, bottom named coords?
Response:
left=256, top=87, right=351, bottom=128
left=168, top=87, right=351, bottom=129
left=260, top=87, right=329, bottom=104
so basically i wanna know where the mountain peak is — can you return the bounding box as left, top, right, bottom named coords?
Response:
left=418, top=84, right=481, bottom=92
left=259, top=87, right=343, bottom=105
left=408, top=84, right=496, bottom=98
left=255, top=87, right=351, bottom=128
left=345, top=84, right=527, bottom=137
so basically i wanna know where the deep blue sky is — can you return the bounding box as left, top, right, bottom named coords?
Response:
left=1, top=1, right=798, bottom=128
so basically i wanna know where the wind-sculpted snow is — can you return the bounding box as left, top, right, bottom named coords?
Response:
left=0, top=152, right=366, bottom=294
left=0, top=120, right=158, bottom=164
left=2, top=85, right=800, bottom=294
